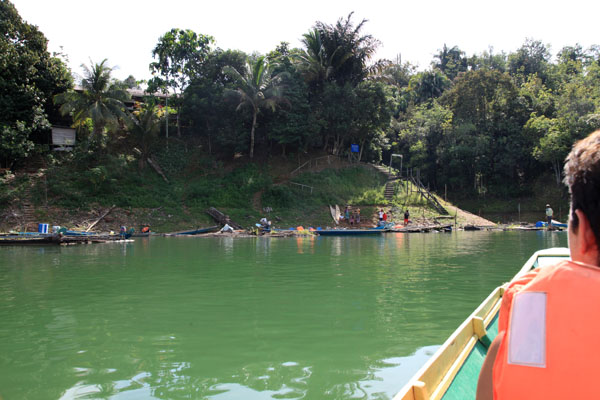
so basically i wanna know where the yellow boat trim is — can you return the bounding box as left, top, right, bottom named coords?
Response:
left=393, top=247, right=570, bottom=400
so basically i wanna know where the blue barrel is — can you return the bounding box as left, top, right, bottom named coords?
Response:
left=38, top=223, right=49, bottom=234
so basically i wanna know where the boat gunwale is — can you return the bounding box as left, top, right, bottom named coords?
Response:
left=393, top=247, right=570, bottom=400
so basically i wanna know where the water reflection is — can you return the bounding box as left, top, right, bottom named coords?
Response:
left=0, top=232, right=568, bottom=399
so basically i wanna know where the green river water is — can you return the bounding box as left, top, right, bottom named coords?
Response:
left=0, top=231, right=567, bottom=400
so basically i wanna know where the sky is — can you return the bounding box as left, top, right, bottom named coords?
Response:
left=11, top=0, right=600, bottom=82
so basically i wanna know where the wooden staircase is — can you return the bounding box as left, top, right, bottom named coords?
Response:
left=384, top=182, right=396, bottom=202
left=372, top=165, right=399, bottom=204
left=371, top=163, right=448, bottom=214
left=19, top=155, right=47, bottom=230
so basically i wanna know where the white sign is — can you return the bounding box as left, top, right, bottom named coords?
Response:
left=51, top=127, right=76, bottom=146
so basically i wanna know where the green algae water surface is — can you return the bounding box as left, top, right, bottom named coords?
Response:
left=0, top=231, right=567, bottom=399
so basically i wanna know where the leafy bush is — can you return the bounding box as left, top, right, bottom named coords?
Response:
left=262, top=185, right=295, bottom=208
left=152, top=141, right=190, bottom=176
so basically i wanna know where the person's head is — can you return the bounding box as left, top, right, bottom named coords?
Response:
left=546, top=204, right=550, bottom=208
left=564, top=130, right=600, bottom=265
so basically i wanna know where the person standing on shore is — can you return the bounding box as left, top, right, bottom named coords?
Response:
left=545, top=204, right=554, bottom=227
left=404, top=209, right=410, bottom=226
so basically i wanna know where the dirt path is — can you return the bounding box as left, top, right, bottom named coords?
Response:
left=252, top=190, right=264, bottom=213
left=444, top=205, right=497, bottom=227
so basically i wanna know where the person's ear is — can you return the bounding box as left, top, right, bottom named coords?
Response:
left=574, top=209, right=598, bottom=254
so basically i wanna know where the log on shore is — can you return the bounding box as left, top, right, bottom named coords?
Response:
left=205, top=207, right=243, bottom=230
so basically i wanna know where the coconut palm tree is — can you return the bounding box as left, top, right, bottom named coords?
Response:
left=295, top=29, right=339, bottom=86
left=222, top=56, right=287, bottom=158
left=295, top=14, right=380, bottom=88
left=54, top=59, right=130, bottom=139
left=316, top=13, right=380, bottom=86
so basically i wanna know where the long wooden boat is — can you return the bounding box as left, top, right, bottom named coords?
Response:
left=164, top=226, right=220, bottom=236
left=131, top=232, right=152, bottom=237
left=393, top=247, right=570, bottom=400
left=390, top=224, right=453, bottom=233
left=0, top=232, right=132, bottom=245
left=0, top=233, right=56, bottom=245
left=315, top=227, right=388, bottom=236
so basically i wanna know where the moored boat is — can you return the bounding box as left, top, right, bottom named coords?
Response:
left=0, top=233, right=57, bottom=245
left=164, top=226, right=220, bottom=236
left=393, top=247, right=570, bottom=400
left=0, top=232, right=132, bottom=245
left=131, top=232, right=152, bottom=237
left=315, top=226, right=388, bottom=236
left=535, top=220, right=568, bottom=228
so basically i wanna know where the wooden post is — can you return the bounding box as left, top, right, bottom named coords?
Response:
left=444, top=184, right=447, bottom=202
left=518, top=203, right=521, bottom=222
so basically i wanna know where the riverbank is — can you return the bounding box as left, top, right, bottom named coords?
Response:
left=1, top=152, right=565, bottom=234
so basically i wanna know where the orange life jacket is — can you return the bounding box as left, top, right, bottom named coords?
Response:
left=493, top=260, right=600, bottom=399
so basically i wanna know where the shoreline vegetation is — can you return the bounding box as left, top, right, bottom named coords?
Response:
left=0, top=156, right=566, bottom=235
left=1, top=2, right=590, bottom=230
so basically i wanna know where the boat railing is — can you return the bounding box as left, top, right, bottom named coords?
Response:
left=393, top=247, right=570, bottom=400
left=394, top=286, right=504, bottom=400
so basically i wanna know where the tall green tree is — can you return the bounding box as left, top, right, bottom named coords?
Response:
left=350, top=81, right=392, bottom=161
left=408, top=69, right=451, bottom=103
left=468, top=48, right=507, bottom=72
left=54, top=59, right=130, bottom=141
left=394, top=101, right=453, bottom=186
left=222, top=56, right=287, bottom=158
left=441, top=69, right=529, bottom=189
left=314, top=12, right=380, bottom=86
left=0, top=0, right=72, bottom=167
left=433, top=44, right=467, bottom=81
left=525, top=115, right=569, bottom=185
left=508, top=39, right=551, bottom=85
left=263, top=44, right=318, bottom=156
left=295, top=28, right=337, bottom=89
left=129, top=101, right=165, bottom=170
left=148, top=28, right=214, bottom=136
left=181, top=49, right=247, bottom=155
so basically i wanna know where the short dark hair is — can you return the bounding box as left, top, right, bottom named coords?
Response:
left=563, top=130, right=600, bottom=254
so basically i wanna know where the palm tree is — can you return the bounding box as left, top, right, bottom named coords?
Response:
left=295, top=28, right=339, bottom=86
left=222, top=56, right=287, bottom=158
left=54, top=59, right=130, bottom=139
left=295, top=14, right=380, bottom=88
left=316, top=13, right=380, bottom=86
left=433, top=44, right=467, bottom=81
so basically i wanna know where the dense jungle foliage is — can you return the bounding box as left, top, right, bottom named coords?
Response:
left=2, top=0, right=600, bottom=202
